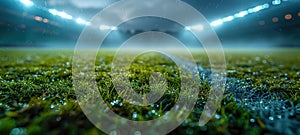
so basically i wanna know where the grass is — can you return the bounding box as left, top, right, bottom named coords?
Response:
left=0, top=49, right=299, bottom=134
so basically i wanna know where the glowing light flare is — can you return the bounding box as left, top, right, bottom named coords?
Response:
left=210, top=19, right=223, bottom=27
left=272, top=17, right=279, bottom=23
left=193, top=25, right=203, bottom=30
left=222, top=16, right=234, bottom=22
left=99, top=25, right=110, bottom=30
left=234, top=11, right=248, bottom=18
left=285, top=14, right=292, bottom=20
left=34, top=16, right=43, bottom=21
left=208, top=3, right=270, bottom=28
left=185, top=24, right=204, bottom=31
left=49, top=9, right=58, bottom=15
left=272, top=0, right=281, bottom=5
left=263, top=3, right=270, bottom=9
left=57, top=12, right=73, bottom=20
left=76, top=18, right=90, bottom=25
left=19, top=0, right=34, bottom=7
left=43, top=18, right=49, bottom=23
left=248, top=3, right=269, bottom=13
left=253, top=5, right=264, bottom=12
left=209, top=3, right=270, bottom=27
left=185, top=27, right=191, bottom=31
left=48, top=9, right=73, bottom=20
left=111, top=26, right=118, bottom=30
left=99, top=25, right=117, bottom=30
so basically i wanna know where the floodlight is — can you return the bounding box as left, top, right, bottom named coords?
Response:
left=222, top=16, right=234, bottom=22
left=210, top=19, right=223, bottom=27
left=20, top=0, right=34, bottom=7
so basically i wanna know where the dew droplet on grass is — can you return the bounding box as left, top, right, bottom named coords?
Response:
left=10, top=128, right=27, bottom=135
left=214, top=114, right=221, bottom=119
left=132, top=112, right=138, bottom=119
left=277, top=115, right=282, bottom=119
left=151, top=110, right=156, bottom=113
left=250, top=118, right=255, bottom=123
left=260, top=100, right=263, bottom=104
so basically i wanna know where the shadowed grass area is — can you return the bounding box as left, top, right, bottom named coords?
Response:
left=0, top=49, right=299, bottom=134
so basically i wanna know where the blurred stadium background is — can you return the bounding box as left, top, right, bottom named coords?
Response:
left=0, top=0, right=299, bottom=48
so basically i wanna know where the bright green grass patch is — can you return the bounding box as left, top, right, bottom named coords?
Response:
left=0, top=49, right=299, bottom=134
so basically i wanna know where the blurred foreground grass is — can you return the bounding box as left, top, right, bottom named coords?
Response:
left=0, top=49, right=299, bottom=135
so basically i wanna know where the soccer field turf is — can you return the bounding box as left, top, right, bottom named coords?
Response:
left=0, top=49, right=299, bottom=134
